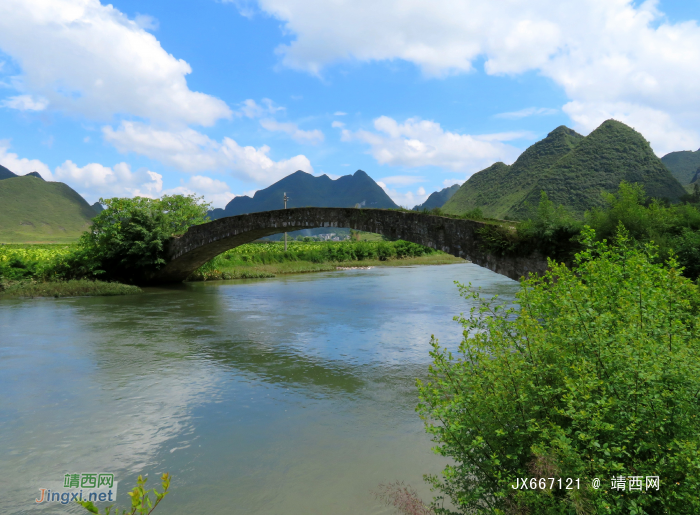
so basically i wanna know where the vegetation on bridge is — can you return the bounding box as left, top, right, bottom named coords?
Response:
left=476, top=182, right=700, bottom=282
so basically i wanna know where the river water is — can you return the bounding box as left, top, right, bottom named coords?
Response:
left=0, top=263, right=519, bottom=515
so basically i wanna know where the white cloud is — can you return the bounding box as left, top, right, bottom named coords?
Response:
left=0, top=140, right=53, bottom=179
left=103, top=121, right=313, bottom=185
left=54, top=161, right=164, bottom=202
left=246, top=0, right=700, bottom=153
left=237, top=98, right=285, bottom=119
left=0, top=140, right=239, bottom=206
left=442, top=178, right=463, bottom=188
left=0, top=0, right=231, bottom=126
left=133, top=13, right=159, bottom=31
left=331, top=120, right=345, bottom=128
left=163, top=175, right=235, bottom=208
left=379, top=175, right=425, bottom=186
left=376, top=180, right=429, bottom=208
left=495, top=107, right=559, bottom=119
left=334, top=111, right=347, bottom=116
left=342, top=116, right=522, bottom=172
left=1, top=94, right=49, bottom=111
left=562, top=101, right=698, bottom=156
left=259, top=118, right=324, bottom=144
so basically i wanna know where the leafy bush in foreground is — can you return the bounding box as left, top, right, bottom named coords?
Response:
left=417, top=228, right=700, bottom=514
left=61, top=195, right=210, bottom=283
left=77, top=473, right=170, bottom=515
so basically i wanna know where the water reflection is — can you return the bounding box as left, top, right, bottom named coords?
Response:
left=0, top=264, right=519, bottom=515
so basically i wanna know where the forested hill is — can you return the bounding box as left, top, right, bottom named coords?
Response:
left=209, top=169, right=398, bottom=219
left=661, top=148, right=700, bottom=185
left=412, top=184, right=460, bottom=211
left=442, top=120, right=686, bottom=219
left=442, top=125, right=584, bottom=218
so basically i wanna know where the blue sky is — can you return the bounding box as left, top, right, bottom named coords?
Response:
left=0, top=0, right=699, bottom=208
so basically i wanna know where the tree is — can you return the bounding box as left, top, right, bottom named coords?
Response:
left=71, top=195, right=210, bottom=283
left=417, top=228, right=700, bottom=514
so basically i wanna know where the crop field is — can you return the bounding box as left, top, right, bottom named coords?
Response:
left=0, top=244, right=76, bottom=280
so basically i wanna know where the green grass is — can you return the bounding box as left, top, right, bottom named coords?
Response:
left=0, top=176, right=95, bottom=243
left=188, top=240, right=464, bottom=281
left=0, top=279, right=142, bottom=298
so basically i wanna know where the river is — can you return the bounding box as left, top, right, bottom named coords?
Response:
left=0, top=263, right=519, bottom=514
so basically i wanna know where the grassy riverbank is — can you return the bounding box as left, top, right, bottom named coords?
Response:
left=0, top=240, right=463, bottom=294
left=188, top=240, right=464, bottom=281
left=0, top=279, right=142, bottom=298
left=189, top=252, right=463, bottom=281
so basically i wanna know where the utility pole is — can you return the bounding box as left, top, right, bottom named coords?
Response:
left=283, top=192, right=289, bottom=251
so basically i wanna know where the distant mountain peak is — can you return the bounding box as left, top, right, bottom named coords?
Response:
left=208, top=169, right=398, bottom=220
left=443, top=119, right=685, bottom=219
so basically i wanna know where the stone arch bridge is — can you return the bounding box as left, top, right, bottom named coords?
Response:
left=153, top=207, right=549, bottom=283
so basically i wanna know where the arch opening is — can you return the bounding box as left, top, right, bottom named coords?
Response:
left=152, top=207, right=548, bottom=283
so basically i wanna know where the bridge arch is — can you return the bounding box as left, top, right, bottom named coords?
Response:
left=153, top=207, right=548, bottom=283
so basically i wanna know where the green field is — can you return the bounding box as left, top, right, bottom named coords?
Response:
left=190, top=240, right=463, bottom=281
left=0, top=240, right=463, bottom=295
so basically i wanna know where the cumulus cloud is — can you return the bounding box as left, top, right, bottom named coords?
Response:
left=259, top=118, right=324, bottom=144
left=331, top=121, right=345, bottom=128
left=342, top=116, right=523, bottom=172
left=103, top=121, right=313, bottom=184
left=54, top=161, right=164, bottom=201
left=163, top=175, right=235, bottom=208
left=376, top=180, right=429, bottom=208
left=379, top=175, right=425, bottom=186
left=0, top=140, right=53, bottom=179
left=1, top=94, right=49, bottom=111
left=496, top=107, right=559, bottom=119
left=334, top=111, right=347, bottom=116
left=0, top=0, right=231, bottom=126
left=245, top=0, right=700, bottom=153
left=0, top=141, right=237, bottom=206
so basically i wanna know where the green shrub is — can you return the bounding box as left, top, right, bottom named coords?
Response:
left=76, top=473, right=170, bottom=515
left=477, top=192, right=582, bottom=262
left=63, top=195, right=210, bottom=283
left=417, top=228, right=700, bottom=514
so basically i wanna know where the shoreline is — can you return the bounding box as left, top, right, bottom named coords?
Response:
left=186, top=253, right=465, bottom=282
left=0, top=254, right=466, bottom=298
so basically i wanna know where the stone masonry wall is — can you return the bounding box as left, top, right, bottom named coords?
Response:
left=153, top=207, right=550, bottom=282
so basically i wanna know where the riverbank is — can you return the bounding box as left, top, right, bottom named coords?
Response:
left=0, top=279, right=142, bottom=298
left=187, top=253, right=465, bottom=281
left=0, top=240, right=464, bottom=296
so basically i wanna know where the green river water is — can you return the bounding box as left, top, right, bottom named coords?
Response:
left=0, top=263, right=519, bottom=514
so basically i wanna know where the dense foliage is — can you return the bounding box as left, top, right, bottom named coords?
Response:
left=476, top=192, right=583, bottom=263
left=60, top=195, right=210, bottom=282
left=660, top=148, right=700, bottom=185
left=585, top=183, right=700, bottom=281
left=418, top=229, right=700, bottom=514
